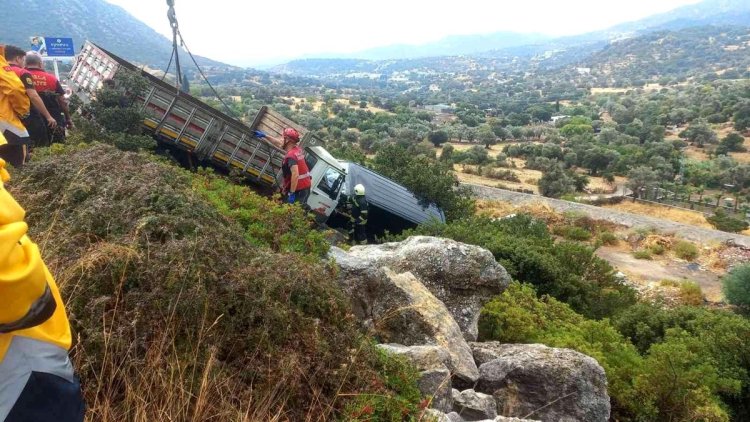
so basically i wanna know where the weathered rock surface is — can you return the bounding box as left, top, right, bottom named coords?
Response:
left=333, top=236, right=510, bottom=341
left=425, top=408, right=451, bottom=422
left=434, top=412, right=539, bottom=422
left=419, top=368, right=454, bottom=412
left=452, top=388, right=498, bottom=421
left=377, top=344, right=454, bottom=412
left=330, top=252, right=479, bottom=381
left=471, top=342, right=610, bottom=422
left=377, top=344, right=452, bottom=371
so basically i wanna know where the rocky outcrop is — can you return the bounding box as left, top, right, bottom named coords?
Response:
left=332, top=237, right=610, bottom=421
left=471, top=342, right=610, bottom=422
left=333, top=236, right=510, bottom=341
left=452, top=388, right=498, bottom=421
left=332, top=246, right=482, bottom=382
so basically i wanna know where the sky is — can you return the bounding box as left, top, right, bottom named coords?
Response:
left=105, top=0, right=702, bottom=67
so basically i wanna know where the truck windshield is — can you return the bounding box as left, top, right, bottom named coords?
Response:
left=317, top=167, right=344, bottom=200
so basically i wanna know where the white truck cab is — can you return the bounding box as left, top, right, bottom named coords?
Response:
left=301, top=146, right=346, bottom=222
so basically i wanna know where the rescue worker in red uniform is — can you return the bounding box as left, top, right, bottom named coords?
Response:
left=24, top=52, right=72, bottom=144
left=4, top=46, right=57, bottom=153
left=253, top=127, right=312, bottom=205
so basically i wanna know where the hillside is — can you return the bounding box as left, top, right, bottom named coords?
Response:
left=608, top=0, right=750, bottom=34
left=0, top=0, right=226, bottom=68
left=582, top=25, right=750, bottom=85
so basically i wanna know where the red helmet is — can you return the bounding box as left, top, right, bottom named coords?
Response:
left=282, top=128, right=300, bottom=142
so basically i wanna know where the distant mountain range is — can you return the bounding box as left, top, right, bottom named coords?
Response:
left=0, top=0, right=228, bottom=69
left=275, top=0, right=750, bottom=75
left=310, top=32, right=552, bottom=62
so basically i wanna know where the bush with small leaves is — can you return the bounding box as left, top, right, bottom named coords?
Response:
left=722, top=264, right=750, bottom=309
left=674, top=240, right=699, bottom=261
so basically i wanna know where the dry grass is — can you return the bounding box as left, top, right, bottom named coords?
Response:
left=475, top=199, right=564, bottom=224
left=606, top=201, right=750, bottom=236
left=604, top=201, right=714, bottom=228
left=455, top=162, right=542, bottom=193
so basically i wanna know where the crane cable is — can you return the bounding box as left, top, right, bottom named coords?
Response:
left=164, top=0, right=237, bottom=118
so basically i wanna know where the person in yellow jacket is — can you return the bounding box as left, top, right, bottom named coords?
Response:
left=0, top=152, right=84, bottom=421
left=0, top=45, right=32, bottom=168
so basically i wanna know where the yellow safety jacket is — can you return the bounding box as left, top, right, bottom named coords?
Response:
left=0, top=157, right=71, bottom=362
left=0, top=46, right=31, bottom=134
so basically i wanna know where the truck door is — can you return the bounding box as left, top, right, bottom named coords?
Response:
left=306, top=164, right=345, bottom=222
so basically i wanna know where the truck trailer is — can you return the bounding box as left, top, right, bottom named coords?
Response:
left=68, top=41, right=445, bottom=232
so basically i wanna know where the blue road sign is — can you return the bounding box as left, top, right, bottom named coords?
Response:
left=44, top=37, right=75, bottom=57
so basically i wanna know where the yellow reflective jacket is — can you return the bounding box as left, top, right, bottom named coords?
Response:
left=0, top=46, right=31, bottom=133
left=0, top=158, right=71, bottom=362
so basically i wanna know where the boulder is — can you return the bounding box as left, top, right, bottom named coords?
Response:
left=377, top=344, right=452, bottom=371
left=424, top=409, right=451, bottom=422
left=330, top=253, right=479, bottom=382
left=377, top=344, right=454, bottom=412
left=447, top=412, right=465, bottom=422
left=452, top=388, right=498, bottom=421
left=471, top=342, right=610, bottom=422
left=419, top=368, right=454, bottom=413
left=333, top=236, right=510, bottom=341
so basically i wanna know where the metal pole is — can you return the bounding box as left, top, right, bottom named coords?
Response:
left=52, top=59, right=60, bottom=80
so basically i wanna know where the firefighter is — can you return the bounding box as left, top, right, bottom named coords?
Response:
left=24, top=51, right=73, bottom=144
left=348, top=183, right=369, bottom=244
left=253, top=128, right=312, bottom=205
left=0, top=155, right=85, bottom=421
left=4, top=45, right=57, bottom=151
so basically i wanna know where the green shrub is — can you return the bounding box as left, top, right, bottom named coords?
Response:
left=482, top=168, right=521, bottom=182
left=679, top=281, right=703, bottom=305
left=373, top=144, right=475, bottom=221
left=552, top=225, right=592, bottom=241
left=479, top=282, right=644, bottom=420
left=674, top=240, right=699, bottom=261
left=722, top=264, right=750, bottom=309
left=659, top=279, right=680, bottom=287
left=649, top=244, right=666, bottom=255
left=707, top=209, right=749, bottom=233
left=343, top=347, right=423, bottom=421
left=633, top=249, right=653, bottom=260
left=193, top=168, right=329, bottom=257
left=111, top=133, right=156, bottom=152
left=597, top=231, right=619, bottom=246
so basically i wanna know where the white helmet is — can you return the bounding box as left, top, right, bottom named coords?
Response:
left=353, top=184, right=365, bottom=196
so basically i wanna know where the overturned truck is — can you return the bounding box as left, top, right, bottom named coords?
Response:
left=68, top=41, right=444, bottom=234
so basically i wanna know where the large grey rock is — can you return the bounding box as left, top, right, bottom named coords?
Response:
left=420, top=368, right=454, bottom=413
left=471, top=342, right=610, bottom=422
left=452, top=388, right=498, bottom=421
left=494, top=417, right=540, bottom=422
left=447, top=412, right=465, bottom=422
left=376, top=344, right=454, bottom=412
left=331, top=256, right=479, bottom=382
left=333, top=236, right=510, bottom=341
left=377, top=344, right=452, bottom=371
left=424, top=409, right=451, bottom=422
